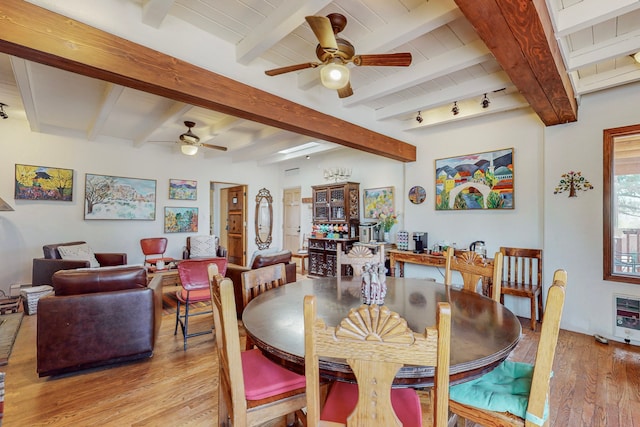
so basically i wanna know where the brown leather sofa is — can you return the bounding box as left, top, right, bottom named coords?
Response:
left=32, top=241, right=127, bottom=286
left=226, top=250, right=296, bottom=317
left=36, top=265, right=162, bottom=377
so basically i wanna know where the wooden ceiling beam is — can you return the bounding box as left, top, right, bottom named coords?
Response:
left=455, top=0, right=577, bottom=126
left=0, top=0, right=415, bottom=162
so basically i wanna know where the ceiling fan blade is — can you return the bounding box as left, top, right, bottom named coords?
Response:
left=337, top=82, right=353, bottom=99
left=306, top=16, right=338, bottom=51
left=353, top=53, right=412, bottom=67
left=265, top=62, right=319, bottom=76
left=201, top=143, right=228, bottom=152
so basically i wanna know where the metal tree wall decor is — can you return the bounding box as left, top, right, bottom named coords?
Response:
left=554, top=171, right=594, bottom=197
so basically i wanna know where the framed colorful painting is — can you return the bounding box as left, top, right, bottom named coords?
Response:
left=15, top=164, right=74, bottom=201
left=164, top=207, right=198, bottom=233
left=363, top=186, right=395, bottom=219
left=435, top=148, right=513, bottom=210
left=169, top=179, right=197, bottom=200
left=84, top=174, right=156, bottom=220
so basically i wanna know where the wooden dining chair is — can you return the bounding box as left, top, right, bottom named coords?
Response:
left=304, top=295, right=451, bottom=427
left=241, top=263, right=288, bottom=350
left=336, top=242, right=385, bottom=277
left=449, top=269, right=567, bottom=427
left=444, top=247, right=504, bottom=302
left=500, top=247, right=544, bottom=331
left=209, top=271, right=307, bottom=427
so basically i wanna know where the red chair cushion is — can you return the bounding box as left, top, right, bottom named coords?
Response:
left=320, top=381, right=423, bottom=427
left=241, top=349, right=306, bottom=401
left=176, top=288, right=211, bottom=303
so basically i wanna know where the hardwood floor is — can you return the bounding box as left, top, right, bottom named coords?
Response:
left=1, top=288, right=639, bottom=426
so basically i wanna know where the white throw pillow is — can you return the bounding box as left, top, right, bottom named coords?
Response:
left=57, top=243, right=100, bottom=268
left=189, top=235, right=218, bottom=258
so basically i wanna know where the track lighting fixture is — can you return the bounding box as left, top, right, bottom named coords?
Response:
left=481, top=93, right=490, bottom=109
left=416, top=111, right=423, bottom=123
left=0, top=103, right=8, bottom=119
left=451, top=101, right=459, bottom=116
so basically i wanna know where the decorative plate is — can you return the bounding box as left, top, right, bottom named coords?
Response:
left=408, top=186, right=426, bottom=204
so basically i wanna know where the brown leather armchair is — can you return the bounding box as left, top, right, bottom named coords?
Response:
left=226, top=250, right=296, bottom=318
left=32, top=241, right=127, bottom=286
left=184, top=235, right=228, bottom=259
left=37, top=265, right=162, bottom=377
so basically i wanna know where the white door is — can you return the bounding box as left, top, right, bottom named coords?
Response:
left=283, top=187, right=301, bottom=253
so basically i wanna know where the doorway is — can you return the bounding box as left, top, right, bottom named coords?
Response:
left=283, top=187, right=301, bottom=253
left=211, top=182, right=247, bottom=266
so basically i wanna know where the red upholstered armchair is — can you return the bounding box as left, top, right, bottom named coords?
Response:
left=32, top=241, right=127, bottom=286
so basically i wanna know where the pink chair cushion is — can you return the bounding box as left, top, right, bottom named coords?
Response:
left=177, top=288, right=211, bottom=303
left=241, top=349, right=306, bottom=401
left=320, top=381, right=423, bottom=427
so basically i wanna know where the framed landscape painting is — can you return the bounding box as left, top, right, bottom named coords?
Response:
left=164, top=207, right=198, bottom=233
left=15, top=164, right=73, bottom=201
left=169, top=179, right=197, bottom=200
left=435, top=148, right=514, bottom=210
left=84, top=174, right=156, bottom=220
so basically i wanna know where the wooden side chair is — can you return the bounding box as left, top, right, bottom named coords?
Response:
left=444, top=247, right=504, bottom=302
left=209, top=271, right=306, bottom=427
left=449, top=269, right=568, bottom=427
left=336, top=242, right=385, bottom=277
left=500, top=247, right=544, bottom=331
left=241, top=263, right=289, bottom=349
left=304, top=295, right=452, bottom=427
left=175, top=258, right=227, bottom=350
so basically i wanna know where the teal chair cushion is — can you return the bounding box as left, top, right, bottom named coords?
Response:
left=450, top=360, right=549, bottom=425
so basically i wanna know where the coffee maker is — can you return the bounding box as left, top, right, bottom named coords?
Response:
left=413, top=232, right=428, bottom=253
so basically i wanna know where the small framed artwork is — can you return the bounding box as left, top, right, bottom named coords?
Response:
left=15, top=164, right=74, bottom=201
left=164, top=206, right=198, bottom=233
left=169, top=179, right=197, bottom=200
left=408, top=186, right=426, bottom=204
left=363, top=187, right=395, bottom=219
left=85, top=174, right=156, bottom=220
left=435, top=147, right=513, bottom=210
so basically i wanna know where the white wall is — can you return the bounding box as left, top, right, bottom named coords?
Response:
left=544, top=83, right=640, bottom=343
left=0, top=118, right=280, bottom=289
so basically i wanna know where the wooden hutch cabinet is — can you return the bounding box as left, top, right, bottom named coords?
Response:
left=308, top=182, right=360, bottom=277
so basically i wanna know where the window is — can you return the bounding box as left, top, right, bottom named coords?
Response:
left=604, top=124, right=640, bottom=284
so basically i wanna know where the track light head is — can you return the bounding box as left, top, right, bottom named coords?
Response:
left=481, top=93, right=490, bottom=109
left=0, top=103, right=8, bottom=119
left=451, top=101, right=459, bottom=116
left=416, top=111, right=423, bottom=123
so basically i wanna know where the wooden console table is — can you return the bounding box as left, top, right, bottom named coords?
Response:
left=147, top=268, right=181, bottom=287
left=388, top=249, right=446, bottom=277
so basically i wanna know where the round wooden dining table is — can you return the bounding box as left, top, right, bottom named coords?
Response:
left=242, top=276, right=522, bottom=387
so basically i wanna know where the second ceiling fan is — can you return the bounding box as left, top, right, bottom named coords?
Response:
left=177, top=121, right=227, bottom=155
left=265, top=13, right=412, bottom=98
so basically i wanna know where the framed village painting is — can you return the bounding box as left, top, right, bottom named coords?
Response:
left=164, top=207, right=198, bottom=233
left=169, top=179, right=197, bottom=200
left=15, top=164, right=74, bottom=201
left=84, top=174, right=156, bottom=220
left=435, top=148, right=514, bottom=210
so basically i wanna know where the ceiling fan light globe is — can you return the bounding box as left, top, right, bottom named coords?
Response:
left=634, top=52, right=640, bottom=63
left=321, top=62, right=350, bottom=90
left=181, top=144, right=198, bottom=155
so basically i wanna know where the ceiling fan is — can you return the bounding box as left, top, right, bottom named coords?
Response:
left=177, top=121, right=227, bottom=155
left=264, top=13, right=412, bottom=98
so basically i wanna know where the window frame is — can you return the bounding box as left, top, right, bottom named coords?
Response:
left=603, top=124, right=640, bottom=284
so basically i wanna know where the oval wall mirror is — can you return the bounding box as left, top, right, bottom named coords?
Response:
left=255, top=188, right=273, bottom=249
